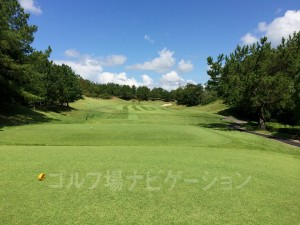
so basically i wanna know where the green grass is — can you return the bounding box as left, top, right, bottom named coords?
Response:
left=0, top=98, right=299, bottom=225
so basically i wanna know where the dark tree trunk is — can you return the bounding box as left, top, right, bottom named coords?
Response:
left=259, top=117, right=266, bottom=130
left=258, top=105, right=266, bottom=130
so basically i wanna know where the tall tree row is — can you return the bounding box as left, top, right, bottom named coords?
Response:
left=79, top=79, right=216, bottom=106
left=207, top=32, right=300, bottom=128
left=0, top=0, right=82, bottom=107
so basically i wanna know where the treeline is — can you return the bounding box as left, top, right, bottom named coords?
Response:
left=207, top=32, right=300, bottom=128
left=80, top=79, right=218, bottom=106
left=0, top=0, right=82, bottom=108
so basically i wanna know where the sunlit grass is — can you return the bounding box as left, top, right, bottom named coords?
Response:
left=0, top=98, right=299, bottom=224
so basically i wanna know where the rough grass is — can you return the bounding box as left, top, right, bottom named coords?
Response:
left=0, top=98, right=299, bottom=225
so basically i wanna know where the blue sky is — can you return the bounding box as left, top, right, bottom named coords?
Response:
left=20, top=0, right=300, bottom=90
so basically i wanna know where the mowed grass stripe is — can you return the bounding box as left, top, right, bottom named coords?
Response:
left=131, top=105, right=142, bottom=111
left=105, top=112, right=128, bottom=119
left=122, top=105, right=129, bottom=112
left=139, top=105, right=153, bottom=111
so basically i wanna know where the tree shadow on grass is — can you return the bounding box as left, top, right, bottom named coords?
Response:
left=0, top=104, right=60, bottom=130
left=198, top=121, right=300, bottom=147
left=197, top=121, right=240, bottom=131
left=269, top=127, right=300, bottom=141
left=217, top=107, right=254, bottom=122
left=35, top=105, right=77, bottom=113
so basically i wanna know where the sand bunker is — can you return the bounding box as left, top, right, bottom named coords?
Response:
left=161, top=103, right=172, bottom=107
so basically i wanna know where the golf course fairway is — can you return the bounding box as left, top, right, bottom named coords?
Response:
left=0, top=98, right=299, bottom=225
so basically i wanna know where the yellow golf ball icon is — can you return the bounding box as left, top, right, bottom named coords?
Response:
left=38, top=173, right=46, bottom=181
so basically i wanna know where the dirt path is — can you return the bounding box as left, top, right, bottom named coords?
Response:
left=222, top=116, right=300, bottom=147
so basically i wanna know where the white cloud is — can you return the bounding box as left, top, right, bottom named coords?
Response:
left=160, top=71, right=185, bottom=91
left=55, top=49, right=154, bottom=87
left=100, top=55, right=127, bottom=66
left=241, top=10, right=300, bottom=46
left=177, top=59, right=194, bottom=73
left=98, top=72, right=115, bottom=83
left=97, top=72, right=153, bottom=87
left=260, top=10, right=300, bottom=45
left=258, top=22, right=267, bottom=32
left=126, top=48, right=176, bottom=73
left=161, top=71, right=182, bottom=83
left=63, top=49, right=126, bottom=66
left=144, top=35, right=154, bottom=44
left=54, top=58, right=103, bottom=81
left=141, top=74, right=153, bottom=87
left=18, top=0, right=42, bottom=15
left=55, top=48, right=196, bottom=89
left=64, top=49, right=80, bottom=58
left=241, top=33, right=259, bottom=45
left=159, top=71, right=196, bottom=90
left=54, top=50, right=127, bottom=81
left=98, top=72, right=139, bottom=86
